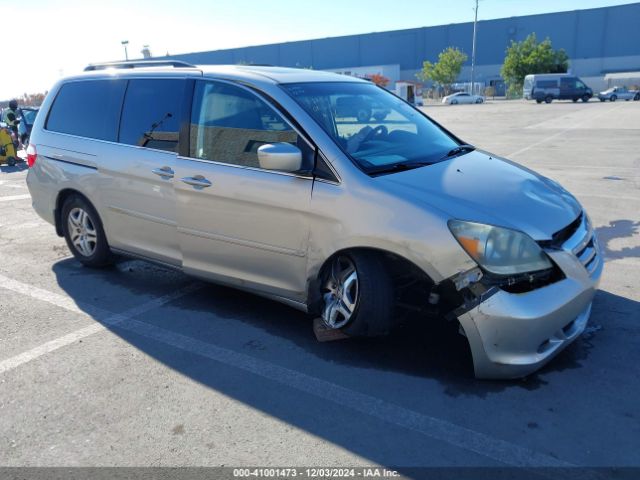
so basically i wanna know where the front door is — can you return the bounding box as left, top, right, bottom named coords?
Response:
left=175, top=80, right=314, bottom=301
left=560, top=77, right=576, bottom=100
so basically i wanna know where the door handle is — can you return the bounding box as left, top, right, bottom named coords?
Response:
left=152, top=166, right=175, bottom=179
left=181, top=175, right=212, bottom=188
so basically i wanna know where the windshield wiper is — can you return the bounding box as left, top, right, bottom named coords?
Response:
left=367, top=160, right=434, bottom=176
left=442, top=144, right=476, bottom=160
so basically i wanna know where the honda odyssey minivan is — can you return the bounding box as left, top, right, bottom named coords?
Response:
left=26, top=61, right=603, bottom=379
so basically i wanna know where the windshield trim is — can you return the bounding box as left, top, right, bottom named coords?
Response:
left=280, top=81, right=468, bottom=177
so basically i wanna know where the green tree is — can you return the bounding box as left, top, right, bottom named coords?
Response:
left=501, top=33, right=569, bottom=97
left=417, top=47, right=468, bottom=94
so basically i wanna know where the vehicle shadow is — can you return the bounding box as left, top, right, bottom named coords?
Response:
left=50, top=257, right=640, bottom=466
left=595, top=220, right=640, bottom=260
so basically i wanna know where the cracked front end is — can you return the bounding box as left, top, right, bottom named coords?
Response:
left=456, top=214, right=603, bottom=379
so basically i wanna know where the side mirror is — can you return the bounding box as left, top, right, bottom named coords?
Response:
left=257, top=143, right=302, bottom=172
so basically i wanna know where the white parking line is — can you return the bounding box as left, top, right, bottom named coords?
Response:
left=0, top=181, right=27, bottom=189
left=0, top=273, right=580, bottom=470
left=509, top=103, right=624, bottom=157
left=0, top=274, right=203, bottom=374
left=0, top=194, right=31, bottom=202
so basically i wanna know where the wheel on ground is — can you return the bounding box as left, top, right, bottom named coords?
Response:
left=321, top=251, right=394, bottom=337
left=572, top=98, right=578, bottom=103
left=475, top=98, right=483, bottom=104
left=61, top=195, right=113, bottom=267
left=7, top=157, right=16, bottom=167
left=634, top=94, right=640, bottom=101
left=544, top=96, right=553, bottom=104
left=610, top=95, right=617, bottom=102
left=582, top=95, right=590, bottom=102
left=536, top=99, right=543, bottom=104
left=600, top=98, right=606, bottom=102
left=451, top=99, right=458, bottom=105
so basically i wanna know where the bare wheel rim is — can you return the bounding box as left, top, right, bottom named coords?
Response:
left=322, top=256, right=359, bottom=329
left=68, top=207, right=98, bottom=257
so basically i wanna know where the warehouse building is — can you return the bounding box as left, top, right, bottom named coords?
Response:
left=161, top=3, right=640, bottom=93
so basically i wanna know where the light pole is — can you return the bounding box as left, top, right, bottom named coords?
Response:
left=121, top=40, right=129, bottom=61
left=470, top=0, right=479, bottom=95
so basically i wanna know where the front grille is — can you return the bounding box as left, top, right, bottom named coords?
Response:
left=560, top=213, right=601, bottom=276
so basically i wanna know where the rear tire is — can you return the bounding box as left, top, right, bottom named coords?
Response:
left=61, top=195, right=113, bottom=268
left=610, top=95, right=617, bottom=102
left=321, top=251, right=394, bottom=337
left=536, top=99, right=543, bottom=104
left=634, top=93, right=640, bottom=101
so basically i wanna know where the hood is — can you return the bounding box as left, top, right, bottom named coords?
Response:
left=377, top=151, right=582, bottom=240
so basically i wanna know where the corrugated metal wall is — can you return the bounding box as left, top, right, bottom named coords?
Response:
left=164, top=3, right=640, bottom=79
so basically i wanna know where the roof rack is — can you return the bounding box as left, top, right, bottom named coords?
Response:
left=84, top=60, right=196, bottom=72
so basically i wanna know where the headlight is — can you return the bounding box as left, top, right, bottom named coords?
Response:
left=448, top=220, right=553, bottom=275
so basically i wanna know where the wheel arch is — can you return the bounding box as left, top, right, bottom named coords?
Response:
left=306, top=246, right=436, bottom=315
left=54, top=188, right=97, bottom=237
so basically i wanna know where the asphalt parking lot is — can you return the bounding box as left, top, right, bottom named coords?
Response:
left=0, top=100, right=639, bottom=475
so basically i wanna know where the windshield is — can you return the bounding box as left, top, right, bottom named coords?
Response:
left=282, top=82, right=461, bottom=174
left=21, top=109, right=38, bottom=125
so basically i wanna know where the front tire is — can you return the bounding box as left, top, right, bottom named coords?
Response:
left=582, top=94, right=590, bottom=102
left=610, top=95, right=617, bottom=102
left=544, top=96, right=553, bottom=104
left=61, top=195, right=113, bottom=268
left=321, top=251, right=394, bottom=337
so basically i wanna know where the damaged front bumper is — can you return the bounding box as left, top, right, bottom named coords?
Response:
left=457, top=215, right=603, bottom=379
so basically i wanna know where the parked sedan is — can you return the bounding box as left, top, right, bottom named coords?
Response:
left=597, top=86, right=640, bottom=102
left=442, top=92, right=485, bottom=105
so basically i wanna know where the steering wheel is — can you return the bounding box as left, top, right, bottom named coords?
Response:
left=362, top=125, right=388, bottom=144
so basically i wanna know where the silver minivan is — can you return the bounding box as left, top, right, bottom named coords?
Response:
left=26, top=61, right=603, bottom=379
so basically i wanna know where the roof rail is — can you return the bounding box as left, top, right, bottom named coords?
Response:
left=84, top=60, right=196, bottom=72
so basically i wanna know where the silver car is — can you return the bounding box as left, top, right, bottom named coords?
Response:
left=442, top=92, right=484, bottom=105
left=597, top=86, right=640, bottom=102
left=26, top=61, right=602, bottom=379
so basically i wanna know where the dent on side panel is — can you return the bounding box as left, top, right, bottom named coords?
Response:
left=305, top=179, right=476, bottom=308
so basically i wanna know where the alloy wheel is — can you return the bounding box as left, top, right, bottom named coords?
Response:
left=322, top=256, right=359, bottom=329
left=68, top=207, right=98, bottom=257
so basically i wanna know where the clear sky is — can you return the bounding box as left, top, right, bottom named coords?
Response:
left=4, top=0, right=638, bottom=99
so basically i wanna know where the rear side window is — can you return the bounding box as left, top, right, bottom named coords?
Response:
left=46, top=80, right=126, bottom=141
left=536, top=80, right=557, bottom=89
left=119, top=79, right=185, bottom=152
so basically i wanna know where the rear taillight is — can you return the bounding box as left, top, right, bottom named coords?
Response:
left=26, top=144, right=37, bottom=168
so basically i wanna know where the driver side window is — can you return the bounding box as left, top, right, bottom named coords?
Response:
left=190, top=81, right=301, bottom=169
